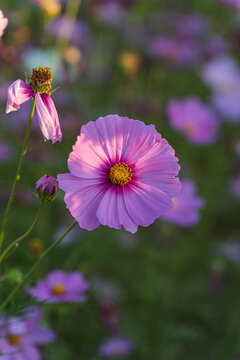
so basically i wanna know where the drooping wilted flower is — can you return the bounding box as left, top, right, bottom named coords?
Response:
left=57, top=115, right=181, bottom=234
left=6, top=66, right=62, bottom=144
left=27, top=270, right=89, bottom=303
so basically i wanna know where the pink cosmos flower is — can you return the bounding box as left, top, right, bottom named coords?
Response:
left=0, top=306, right=55, bottom=360
left=5, top=66, right=62, bottom=144
left=0, top=10, right=8, bottom=38
left=162, top=179, right=205, bottom=227
left=57, top=115, right=181, bottom=234
left=167, top=98, right=219, bottom=145
left=27, top=270, right=89, bottom=303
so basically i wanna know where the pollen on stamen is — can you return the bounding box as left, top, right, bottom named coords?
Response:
left=109, top=163, right=132, bottom=186
left=29, top=66, right=53, bottom=94
left=52, top=283, right=66, bottom=296
left=7, top=334, right=22, bottom=346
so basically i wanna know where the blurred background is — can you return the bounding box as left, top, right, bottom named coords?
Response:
left=1, top=0, right=240, bottom=359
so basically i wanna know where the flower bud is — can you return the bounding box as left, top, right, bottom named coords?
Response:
left=35, top=174, right=57, bottom=201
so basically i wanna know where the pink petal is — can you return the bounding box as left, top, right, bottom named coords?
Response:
left=35, top=92, right=62, bottom=144
left=124, top=182, right=174, bottom=227
left=58, top=173, right=108, bottom=230
left=96, top=186, right=138, bottom=233
left=0, top=11, right=8, bottom=37
left=5, top=80, right=34, bottom=114
left=135, top=139, right=181, bottom=197
left=80, top=115, right=157, bottom=165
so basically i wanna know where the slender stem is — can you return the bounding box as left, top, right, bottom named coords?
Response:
left=0, top=221, right=77, bottom=310
left=0, top=100, right=36, bottom=253
left=0, top=200, right=44, bottom=264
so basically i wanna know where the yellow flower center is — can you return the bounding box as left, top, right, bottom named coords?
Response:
left=7, top=335, right=22, bottom=346
left=29, top=66, right=52, bottom=94
left=52, top=283, right=66, bottom=296
left=183, top=123, right=196, bottom=136
left=171, top=197, right=177, bottom=210
left=109, top=163, right=132, bottom=186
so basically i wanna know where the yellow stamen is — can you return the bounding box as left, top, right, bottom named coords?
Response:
left=29, top=66, right=52, bottom=94
left=52, top=283, right=66, bottom=295
left=183, top=123, right=196, bottom=136
left=8, top=335, right=22, bottom=346
left=109, top=163, right=132, bottom=186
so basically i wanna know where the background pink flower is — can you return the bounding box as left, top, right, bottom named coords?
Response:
left=57, top=115, right=181, bottom=234
left=167, top=97, right=219, bottom=145
left=27, top=270, right=89, bottom=303
left=162, top=179, right=205, bottom=227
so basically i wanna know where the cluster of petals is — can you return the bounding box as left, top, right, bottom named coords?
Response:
left=0, top=10, right=8, bottom=38
left=167, top=97, right=219, bottom=145
left=57, top=115, right=181, bottom=234
left=0, top=307, right=55, bottom=360
left=6, top=79, right=62, bottom=144
left=162, top=179, right=205, bottom=227
left=27, top=270, right=89, bottom=303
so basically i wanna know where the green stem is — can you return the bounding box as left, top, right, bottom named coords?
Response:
left=0, top=100, right=36, bottom=253
left=0, top=221, right=77, bottom=310
left=0, top=200, right=44, bottom=264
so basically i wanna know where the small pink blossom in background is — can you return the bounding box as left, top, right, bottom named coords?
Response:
left=149, top=36, right=199, bottom=65
left=27, top=270, right=89, bottom=303
left=0, top=10, right=8, bottom=38
left=0, top=307, right=55, bottom=360
left=5, top=78, right=62, bottom=144
left=167, top=98, right=219, bottom=145
left=162, top=179, right=205, bottom=227
left=217, top=0, right=240, bottom=8
left=201, top=55, right=240, bottom=122
left=57, top=115, right=181, bottom=234
left=98, top=337, right=134, bottom=358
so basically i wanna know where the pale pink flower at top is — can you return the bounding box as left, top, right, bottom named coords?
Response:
left=57, top=115, right=181, bottom=234
left=5, top=66, right=62, bottom=144
left=0, top=10, right=8, bottom=38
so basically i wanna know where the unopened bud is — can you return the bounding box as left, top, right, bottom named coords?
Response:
left=35, top=174, right=57, bottom=201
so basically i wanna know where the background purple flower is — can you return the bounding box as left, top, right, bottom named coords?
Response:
left=167, top=97, right=219, bottom=145
left=27, top=270, right=89, bottom=303
left=201, top=55, right=240, bottom=122
left=162, top=179, right=205, bottom=227
left=0, top=306, right=55, bottom=360
left=98, top=337, right=134, bottom=358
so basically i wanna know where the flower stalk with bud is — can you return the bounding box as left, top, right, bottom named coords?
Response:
left=0, top=67, right=62, bottom=254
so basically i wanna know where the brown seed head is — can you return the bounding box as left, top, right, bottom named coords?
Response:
left=29, top=66, right=52, bottom=93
